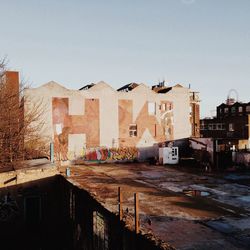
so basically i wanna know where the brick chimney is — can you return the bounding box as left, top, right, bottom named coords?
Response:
left=5, top=71, right=19, bottom=100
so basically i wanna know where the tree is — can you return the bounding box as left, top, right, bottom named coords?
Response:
left=0, top=58, right=48, bottom=170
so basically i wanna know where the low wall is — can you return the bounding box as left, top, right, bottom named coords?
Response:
left=0, top=165, right=58, bottom=188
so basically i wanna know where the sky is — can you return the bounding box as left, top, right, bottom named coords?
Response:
left=0, top=0, right=249, bottom=117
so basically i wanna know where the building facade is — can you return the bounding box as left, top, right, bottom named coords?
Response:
left=25, top=80, right=198, bottom=162
left=200, top=101, right=250, bottom=149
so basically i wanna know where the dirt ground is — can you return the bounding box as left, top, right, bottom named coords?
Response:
left=61, top=163, right=250, bottom=250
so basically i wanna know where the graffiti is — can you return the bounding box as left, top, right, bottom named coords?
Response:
left=82, top=147, right=139, bottom=161
left=160, top=101, right=174, bottom=140
left=0, top=193, right=19, bottom=222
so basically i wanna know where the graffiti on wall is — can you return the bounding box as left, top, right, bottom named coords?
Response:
left=160, top=101, right=174, bottom=140
left=82, top=147, right=139, bottom=161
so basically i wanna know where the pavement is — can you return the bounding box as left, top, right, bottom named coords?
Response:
left=61, top=163, right=250, bottom=250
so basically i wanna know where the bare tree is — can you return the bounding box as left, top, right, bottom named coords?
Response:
left=0, top=58, right=49, bottom=170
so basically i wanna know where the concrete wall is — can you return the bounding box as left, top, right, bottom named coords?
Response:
left=24, top=81, right=192, bottom=161
left=0, top=165, right=58, bottom=188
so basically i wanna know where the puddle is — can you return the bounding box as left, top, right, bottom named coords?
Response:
left=224, top=174, right=250, bottom=181
left=206, top=220, right=237, bottom=234
left=183, top=189, right=210, bottom=197
left=237, top=196, right=250, bottom=202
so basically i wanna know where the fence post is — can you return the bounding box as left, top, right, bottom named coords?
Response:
left=118, top=187, right=123, bottom=220
left=50, top=142, right=54, bottom=163
left=134, top=193, right=139, bottom=233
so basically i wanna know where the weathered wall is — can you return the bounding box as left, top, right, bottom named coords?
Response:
left=25, top=81, right=192, bottom=161
left=0, top=170, right=173, bottom=250
left=0, top=165, right=58, bottom=188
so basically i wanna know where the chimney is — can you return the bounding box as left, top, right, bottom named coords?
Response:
left=5, top=71, right=19, bottom=103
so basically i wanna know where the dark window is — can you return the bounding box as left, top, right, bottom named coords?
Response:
left=129, top=124, right=137, bottom=137
left=229, top=123, right=234, bottom=132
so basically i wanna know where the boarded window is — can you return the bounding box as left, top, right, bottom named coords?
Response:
left=148, top=102, right=156, bottom=115
left=129, top=124, right=137, bottom=137
left=161, top=103, right=166, bottom=111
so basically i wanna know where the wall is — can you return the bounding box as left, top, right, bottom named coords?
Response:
left=0, top=165, right=58, bottom=188
left=25, top=81, right=192, bottom=162
left=0, top=170, right=173, bottom=250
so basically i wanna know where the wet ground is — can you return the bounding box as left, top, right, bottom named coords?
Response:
left=62, top=163, right=250, bottom=250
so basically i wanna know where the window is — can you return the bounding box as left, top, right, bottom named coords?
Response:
left=238, top=106, right=243, bottom=112
left=229, top=123, right=234, bottom=132
left=224, top=107, right=229, bottom=113
left=129, top=124, right=137, bottom=137
left=231, top=107, right=236, bottom=113
left=167, top=103, right=172, bottom=111
left=246, top=106, right=250, bottom=112
left=208, top=124, right=213, bottom=130
left=148, top=102, right=156, bottom=115
left=217, top=123, right=225, bottom=130
left=161, top=103, right=166, bottom=111
left=212, top=124, right=216, bottom=130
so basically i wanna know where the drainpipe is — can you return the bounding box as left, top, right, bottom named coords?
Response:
left=50, top=142, right=54, bottom=163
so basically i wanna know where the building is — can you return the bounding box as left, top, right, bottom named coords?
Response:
left=24, top=79, right=199, bottom=162
left=0, top=71, right=24, bottom=166
left=200, top=99, right=250, bottom=150
left=152, top=81, right=200, bottom=138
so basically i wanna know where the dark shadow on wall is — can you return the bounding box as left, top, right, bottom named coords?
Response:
left=0, top=174, right=174, bottom=250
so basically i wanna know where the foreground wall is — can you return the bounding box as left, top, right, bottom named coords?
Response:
left=0, top=172, right=173, bottom=250
left=25, top=81, right=191, bottom=161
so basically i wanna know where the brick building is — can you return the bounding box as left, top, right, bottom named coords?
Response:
left=200, top=100, right=250, bottom=150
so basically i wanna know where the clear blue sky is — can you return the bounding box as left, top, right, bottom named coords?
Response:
left=0, top=0, right=249, bottom=117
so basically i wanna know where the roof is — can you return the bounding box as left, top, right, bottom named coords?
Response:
left=117, top=82, right=139, bottom=92
left=155, top=87, right=172, bottom=93
left=63, top=163, right=248, bottom=249
left=79, top=83, right=95, bottom=90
